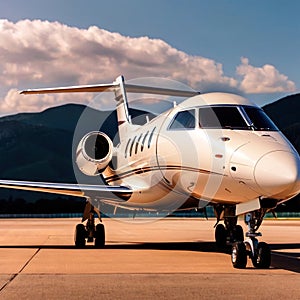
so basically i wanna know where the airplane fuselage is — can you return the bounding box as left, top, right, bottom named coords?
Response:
left=103, top=93, right=300, bottom=212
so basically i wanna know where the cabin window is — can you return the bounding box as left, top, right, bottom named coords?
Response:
left=199, top=106, right=247, bottom=129
left=141, top=131, right=149, bottom=152
left=129, top=136, right=136, bottom=157
left=135, top=134, right=143, bottom=154
left=148, top=127, right=156, bottom=149
left=169, top=110, right=195, bottom=130
left=124, top=139, right=131, bottom=158
left=243, top=106, right=278, bottom=131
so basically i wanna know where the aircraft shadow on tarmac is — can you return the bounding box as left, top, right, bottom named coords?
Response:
left=1, top=241, right=299, bottom=273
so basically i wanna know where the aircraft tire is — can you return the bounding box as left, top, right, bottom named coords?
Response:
left=94, top=223, right=105, bottom=248
left=235, top=225, right=244, bottom=242
left=231, top=242, right=247, bottom=269
left=215, top=224, right=227, bottom=248
left=75, top=224, right=86, bottom=248
left=251, top=242, right=271, bottom=269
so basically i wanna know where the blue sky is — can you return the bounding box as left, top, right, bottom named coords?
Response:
left=0, top=0, right=299, bottom=114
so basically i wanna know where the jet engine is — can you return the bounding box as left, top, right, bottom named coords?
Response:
left=76, top=131, right=113, bottom=176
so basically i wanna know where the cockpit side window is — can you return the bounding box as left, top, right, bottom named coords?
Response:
left=169, top=109, right=195, bottom=130
left=243, top=106, right=278, bottom=131
left=199, top=106, right=247, bottom=129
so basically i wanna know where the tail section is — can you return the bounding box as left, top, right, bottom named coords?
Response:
left=21, top=75, right=200, bottom=143
left=113, top=76, right=132, bottom=140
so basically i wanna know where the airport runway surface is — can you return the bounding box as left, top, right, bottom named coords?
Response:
left=0, top=218, right=299, bottom=299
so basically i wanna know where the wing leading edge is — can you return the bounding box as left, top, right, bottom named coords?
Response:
left=0, top=180, right=132, bottom=198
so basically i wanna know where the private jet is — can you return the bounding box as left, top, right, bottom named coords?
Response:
left=0, top=75, right=299, bottom=269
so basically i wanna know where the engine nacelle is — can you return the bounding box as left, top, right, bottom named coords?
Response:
left=76, top=131, right=113, bottom=176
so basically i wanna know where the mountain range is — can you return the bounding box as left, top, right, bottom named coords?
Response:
left=0, top=93, right=299, bottom=212
left=263, top=94, right=300, bottom=154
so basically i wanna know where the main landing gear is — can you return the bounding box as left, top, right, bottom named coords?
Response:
left=231, top=209, right=271, bottom=269
left=214, top=205, right=271, bottom=269
left=74, top=201, right=105, bottom=248
left=214, top=205, right=244, bottom=248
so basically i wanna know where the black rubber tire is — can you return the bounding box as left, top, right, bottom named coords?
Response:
left=94, top=223, right=105, bottom=248
left=234, top=225, right=244, bottom=242
left=215, top=224, right=227, bottom=248
left=251, top=242, right=271, bottom=269
left=231, top=242, right=247, bottom=269
left=75, top=224, right=86, bottom=248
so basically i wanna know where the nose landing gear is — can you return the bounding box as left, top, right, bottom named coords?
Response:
left=231, top=209, right=271, bottom=269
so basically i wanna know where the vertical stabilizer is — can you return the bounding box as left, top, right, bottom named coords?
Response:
left=113, top=76, right=132, bottom=140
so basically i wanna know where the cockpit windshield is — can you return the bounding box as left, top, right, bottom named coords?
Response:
left=169, top=105, right=278, bottom=131
left=242, top=106, right=278, bottom=131
left=199, top=106, right=247, bottom=129
left=198, top=105, right=278, bottom=131
left=169, top=109, right=196, bottom=130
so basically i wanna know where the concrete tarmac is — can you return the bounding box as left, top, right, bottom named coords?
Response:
left=0, top=218, right=299, bottom=299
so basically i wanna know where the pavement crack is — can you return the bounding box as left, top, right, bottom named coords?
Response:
left=0, top=274, right=17, bottom=293
left=18, top=248, right=40, bottom=273
left=0, top=248, right=40, bottom=294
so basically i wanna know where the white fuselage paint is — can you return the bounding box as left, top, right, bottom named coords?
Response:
left=102, top=93, right=300, bottom=212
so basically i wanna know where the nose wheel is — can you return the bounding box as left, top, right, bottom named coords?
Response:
left=231, top=209, right=271, bottom=269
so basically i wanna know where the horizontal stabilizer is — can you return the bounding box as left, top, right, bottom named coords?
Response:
left=20, top=83, right=116, bottom=95
left=20, top=76, right=200, bottom=98
left=126, top=84, right=200, bottom=97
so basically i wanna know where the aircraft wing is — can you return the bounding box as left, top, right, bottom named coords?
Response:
left=0, top=179, right=132, bottom=198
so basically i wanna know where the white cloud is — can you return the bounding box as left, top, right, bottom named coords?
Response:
left=236, top=57, right=296, bottom=94
left=0, top=19, right=296, bottom=115
left=0, top=88, right=93, bottom=114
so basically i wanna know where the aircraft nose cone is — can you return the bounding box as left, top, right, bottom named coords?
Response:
left=254, top=151, right=300, bottom=196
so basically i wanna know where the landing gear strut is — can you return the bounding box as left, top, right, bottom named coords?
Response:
left=231, top=209, right=271, bottom=269
left=214, top=205, right=244, bottom=248
left=74, top=201, right=105, bottom=248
